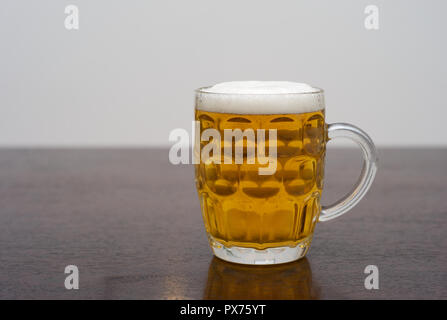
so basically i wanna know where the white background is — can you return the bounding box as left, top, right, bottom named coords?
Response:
left=0, top=0, right=446, bottom=147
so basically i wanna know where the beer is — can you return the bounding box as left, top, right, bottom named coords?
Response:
left=194, top=81, right=377, bottom=265
left=195, top=108, right=326, bottom=250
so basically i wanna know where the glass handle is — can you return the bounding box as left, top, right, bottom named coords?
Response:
left=319, top=123, right=378, bottom=222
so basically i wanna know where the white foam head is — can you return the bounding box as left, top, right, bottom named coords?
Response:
left=196, top=81, right=324, bottom=114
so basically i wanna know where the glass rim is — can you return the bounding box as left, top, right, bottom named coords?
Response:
left=195, top=85, right=324, bottom=96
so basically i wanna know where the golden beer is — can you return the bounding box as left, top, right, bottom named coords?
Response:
left=195, top=109, right=326, bottom=250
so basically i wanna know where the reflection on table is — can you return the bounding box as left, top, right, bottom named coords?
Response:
left=204, top=257, right=319, bottom=300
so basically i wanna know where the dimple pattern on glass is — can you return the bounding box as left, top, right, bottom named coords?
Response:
left=195, top=110, right=326, bottom=250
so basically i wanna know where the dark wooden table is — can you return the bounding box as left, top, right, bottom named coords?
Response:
left=0, top=148, right=446, bottom=299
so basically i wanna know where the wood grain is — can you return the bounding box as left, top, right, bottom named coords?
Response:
left=0, top=148, right=446, bottom=299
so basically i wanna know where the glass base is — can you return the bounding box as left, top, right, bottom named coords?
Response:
left=208, top=235, right=312, bottom=265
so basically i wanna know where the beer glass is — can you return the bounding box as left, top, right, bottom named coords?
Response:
left=194, top=81, right=377, bottom=265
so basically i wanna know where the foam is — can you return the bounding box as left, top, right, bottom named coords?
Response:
left=196, top=81, right=325, bottom=114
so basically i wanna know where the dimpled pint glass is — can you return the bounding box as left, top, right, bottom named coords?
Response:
left=194, top=81, right=377, bottom=265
